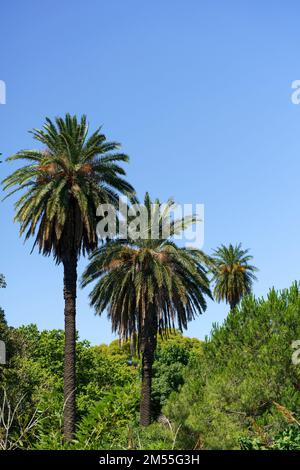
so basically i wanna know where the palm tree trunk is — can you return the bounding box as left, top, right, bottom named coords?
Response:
left=139, top=309, right=156, bottom=426
left=140, top=344, right=154, bottom=426
left=63, top=252, right=77, bottom=441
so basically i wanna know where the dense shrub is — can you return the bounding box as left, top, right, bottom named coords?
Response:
left=164, top=283, right=300, bottom=449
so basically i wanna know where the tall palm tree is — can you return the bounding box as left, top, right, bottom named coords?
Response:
left=2, top=114, right=135, bottom=440
left=212, top=243, right=257, bottom=311
left=81, top=193, right=212, bottom=426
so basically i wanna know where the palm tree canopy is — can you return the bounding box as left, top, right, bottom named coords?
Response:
left=2, top=114, right=135, bottom=262
left=81, top=193, right=212, bottom=343
left=212, top=243, right=258, bottom=308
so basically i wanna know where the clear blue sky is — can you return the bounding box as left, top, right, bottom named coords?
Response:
left=1, top=0, right=300, bottom=344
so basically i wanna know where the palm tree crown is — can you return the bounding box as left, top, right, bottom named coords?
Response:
left=2, top=114, right=135, bottom=261
left=212, top=243, right=258, bottom=310
left=82, top=193, right=212, bottom=339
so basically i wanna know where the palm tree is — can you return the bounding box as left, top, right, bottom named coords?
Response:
left=212, top=243, right=257, bottom=311
left=81, top=193, right=212, bottom=426
left=2, top=114, right=135, bottom=440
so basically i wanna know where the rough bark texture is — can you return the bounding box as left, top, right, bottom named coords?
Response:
left=139, top=309, right=157, bottom=426
left=63, top=253, right=77, bottom=441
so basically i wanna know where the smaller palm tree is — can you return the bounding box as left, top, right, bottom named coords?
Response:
left=81, top=193, right=212, bottom=426
left=212, top=243, right=257, bottom=311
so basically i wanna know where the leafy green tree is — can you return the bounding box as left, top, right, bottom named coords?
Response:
left=81, top=193, right=212, bottom=426
left=0, top=306, right=199, bottom=450
left=2, top=114, right=135, bottom=440
left=152, top=333, right=201, bottom=417
left=0, top=309, right=45, bottom=449
left=2, top=323, right=139, bottom=449
left=212, top=243, right=257, bottom=311
left=164, top=283, right=300, bottom=449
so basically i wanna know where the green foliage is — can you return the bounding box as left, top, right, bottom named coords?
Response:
left=74, top=383, right=140, bottom=449
left=3, top=283, right=300, bottom=450
left=272, top=426, right=300, bottom=450
left=1, top=316, right=198, bottom=449
left=0, top=312, right=46, bottom=449
left=152, top=333, right=202, bottom=416
left=128, top=422, right=179, bottom=450
left=164, top=283, right=300, bottom=449
left=240, top=425, right=300, bottom=450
